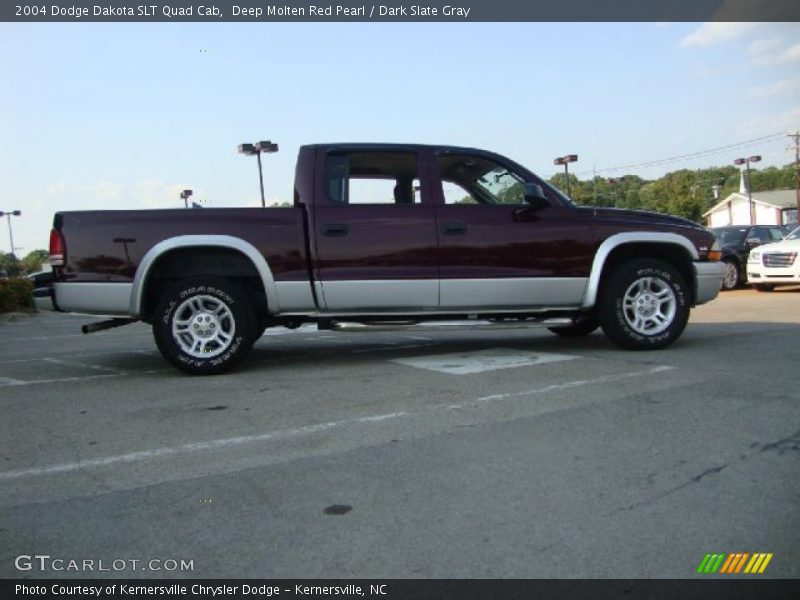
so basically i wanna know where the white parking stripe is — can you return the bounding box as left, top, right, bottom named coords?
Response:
left=392, top=348, right=578, bottom=375
left=0, top=365, right=674, bottom=481
left=0, top=369, right=172, bottom=388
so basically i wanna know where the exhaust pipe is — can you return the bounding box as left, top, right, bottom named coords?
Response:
left=81, top=318, right=138, bottom=334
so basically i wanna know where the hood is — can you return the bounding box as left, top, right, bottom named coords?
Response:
left=578, top=206, right=705, bottom=231
left=755, top=238, right=800, bottom=253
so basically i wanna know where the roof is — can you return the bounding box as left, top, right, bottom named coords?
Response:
left=702, top=189, right=799, bottom=217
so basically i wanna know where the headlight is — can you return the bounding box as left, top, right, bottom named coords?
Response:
left=748, top=252, right=760, bottom=263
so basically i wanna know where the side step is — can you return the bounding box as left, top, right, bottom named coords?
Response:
left=326, top=318, right=574, bottom=333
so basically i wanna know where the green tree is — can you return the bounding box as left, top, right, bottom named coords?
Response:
left=21, top=249, right=49, bottom=274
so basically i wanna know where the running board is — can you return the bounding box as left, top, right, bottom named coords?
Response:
left=327, top=318, right=574, bottom=333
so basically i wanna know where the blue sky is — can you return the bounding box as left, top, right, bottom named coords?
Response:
left=1, top=21, right=799, bottom=253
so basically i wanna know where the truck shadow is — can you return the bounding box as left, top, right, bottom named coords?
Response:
left=242, top=320, right=800, bottom=373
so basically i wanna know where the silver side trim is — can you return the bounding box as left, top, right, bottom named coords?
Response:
left=275, top=281, right=316, bottom=311
left=319, top=280, right=438, bottom=310
left=279, top=307, right=581, bottom=318
left=330, top=318, right=574, bottom=332
left=693, top=261, right=725, bottom=305
left=440, top=277, right=588, bottom=308
left=55, top=283, right=133, bottom=316
left=582, top=232, right=700, bottom=308
left=130, top=235, right=280, bottom=316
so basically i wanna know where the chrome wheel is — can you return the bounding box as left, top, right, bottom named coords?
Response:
left=621, top=276, right=677, bottom=336
left=722, top=261, right=739, bottom=290
left=171, top=294, right=236, bottom=358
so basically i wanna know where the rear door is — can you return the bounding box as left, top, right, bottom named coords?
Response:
left=310, top=147, right=439, bottom=311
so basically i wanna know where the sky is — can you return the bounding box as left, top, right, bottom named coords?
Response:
left=1, top=21, right=799, bottom=254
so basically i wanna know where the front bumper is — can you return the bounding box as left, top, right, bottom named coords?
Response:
left=746, top=268, right=800, bottom=285
left=693, top=260, right=725, bottom=305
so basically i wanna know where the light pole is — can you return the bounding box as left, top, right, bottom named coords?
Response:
left=607, top=177, right=626, bottom=208
left=180, top=189, right=193, bottom=209
left=553, top=154, right=578, bottom=198
left=733, top=155, right=761, bottom=224
left=238, top=140, right=279, bottom=207
left=0, top=210, right=21, bottom=260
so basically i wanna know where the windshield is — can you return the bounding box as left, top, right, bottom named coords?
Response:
left=785, top=226, right=800, bottom=241
left=712, top=227, right=748, bottom=246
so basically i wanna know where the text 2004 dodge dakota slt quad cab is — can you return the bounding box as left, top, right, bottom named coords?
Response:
left=36, top=143, right=726, bottom=374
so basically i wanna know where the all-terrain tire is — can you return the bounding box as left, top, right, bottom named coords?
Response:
left=152, top=277, right=257, bottom=375
left=598, top=259, right=690, bottom=350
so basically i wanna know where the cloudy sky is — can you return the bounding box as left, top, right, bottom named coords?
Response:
left=1, top=21, right=798, bottom=253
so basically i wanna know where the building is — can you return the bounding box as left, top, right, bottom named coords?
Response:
left=703, top=189, right=798, bottom=228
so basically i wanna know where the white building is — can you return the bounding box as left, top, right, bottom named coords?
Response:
left=703, top=189, right=798, bottom=227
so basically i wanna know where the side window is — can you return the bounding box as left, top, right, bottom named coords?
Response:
left=442, top=181, right=477, bottom=205
left=751, top=228, right=771, bottom=243
left=437, top=154, right=527, bottom=205
left=324, top=151, right=421, bottom=205
left=768, top=228, right=784, bottom=241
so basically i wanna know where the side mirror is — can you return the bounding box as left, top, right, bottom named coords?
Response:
left=745, top=238, right=761, bottom=250
left=523, top=183, right=549, bottom=209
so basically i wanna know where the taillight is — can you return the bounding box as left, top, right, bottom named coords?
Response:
left=49, top=228, right=65, bottom=266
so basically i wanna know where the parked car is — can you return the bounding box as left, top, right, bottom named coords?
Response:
left=746, top=226, right=800, bottom=291
left=711, top=225, right=786, bottom=290
left=26, top=269, right=54, bottom=289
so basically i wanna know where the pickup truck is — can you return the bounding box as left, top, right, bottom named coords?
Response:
left=36, top=143, right=725, bottom=374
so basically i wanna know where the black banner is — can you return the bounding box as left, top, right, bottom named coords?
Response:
left=4, top=0, right=800, bottom=23
left=3, top=579, right=800, bottom=600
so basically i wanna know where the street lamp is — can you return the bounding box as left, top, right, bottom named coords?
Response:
left=179, top=189, right=193, bottom=209
left=553, top=154, right=578, bottom=198
left=238, top=140, right=279, bottom=208
left=0, top=210, right=21, bottom=260
left=606, top=177, right=626, bottom=208
left=733, top=156, right=761, bottom=224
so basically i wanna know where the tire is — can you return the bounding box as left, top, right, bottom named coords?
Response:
left=721, top=259, right=740, bottom=290
left=598, top=259, right=690, bottom=350
left=754, top=284, right=775, bottom=292
left=152, top=277, right=257, bottom=375
left=548, top=315, right=599, bottom=337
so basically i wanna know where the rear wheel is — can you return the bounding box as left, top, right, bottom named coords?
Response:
left=598, top=259, right=690, bottom=350
left=153, top=277, right=257, bottom=375
left=754, top=284, right=775, bottom=292
left=721, top=259, right=740, bottom=290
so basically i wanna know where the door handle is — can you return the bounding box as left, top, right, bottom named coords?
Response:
left=440, top=222, right=468, bottom=235
left=321, top=223, right=349, bottom=237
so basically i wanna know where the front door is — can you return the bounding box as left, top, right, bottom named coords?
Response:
left=432, top=151, right=592, bottom=309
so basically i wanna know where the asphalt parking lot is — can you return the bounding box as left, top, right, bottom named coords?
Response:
left=1, top=288, right=798, bottom=579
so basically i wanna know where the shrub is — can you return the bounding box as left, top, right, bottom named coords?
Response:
left=0, top=277, right=34, bottom=313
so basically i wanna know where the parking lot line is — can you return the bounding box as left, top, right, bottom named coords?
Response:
left=0, top=365, right=674, bottom=482
left=40, top=357, right=131, bottom=374
left=392, top=348, right=578, bottom=374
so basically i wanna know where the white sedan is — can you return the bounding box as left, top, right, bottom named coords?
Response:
left=747, top=226, right=800, bottom=291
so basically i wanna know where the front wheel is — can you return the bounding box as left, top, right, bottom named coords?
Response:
left=598, top=259, right=690, bottom=350
left=721, top=259, right=740, bottom=290
left=153, top=277, right=257, bottom=375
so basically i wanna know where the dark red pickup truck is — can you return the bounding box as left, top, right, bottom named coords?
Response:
left=37, top=143, right=725, bottom=374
